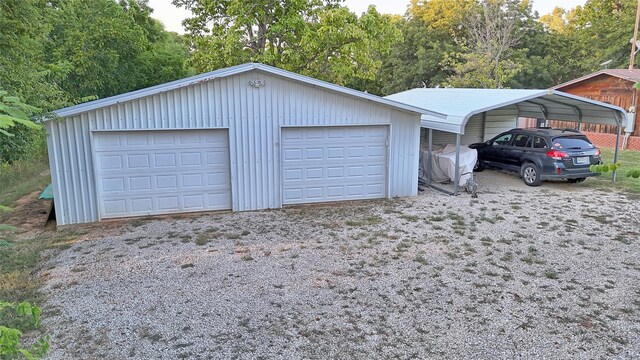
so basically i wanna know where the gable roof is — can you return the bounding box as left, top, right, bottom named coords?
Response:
left=386, top=88, right=626, bottom=134
left=552, top=69, right=640, bottom=90
left=53, top=63, right=446, bottom=120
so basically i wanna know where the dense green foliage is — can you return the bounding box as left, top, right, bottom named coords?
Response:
left=173, top=0, right=400, bottom=86
left=0, top=0, right=192, bottom=164
left=373, top=0, right=640, bottom=94
left=2, top=0, right=640, bottom=163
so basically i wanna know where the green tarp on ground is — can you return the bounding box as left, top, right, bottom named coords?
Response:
left=39, top=183, right=53, bottom=199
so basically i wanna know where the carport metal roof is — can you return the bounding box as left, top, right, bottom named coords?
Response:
left=385, top=88, right=626, bottom=135
left=385, top=88, right=626, bottom=194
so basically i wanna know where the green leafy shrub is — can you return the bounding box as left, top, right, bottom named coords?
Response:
left=0, top=301, right=49, bottom=359
left=0, top=90, right=40, bottom=137
left=592, top=163, right=622, bottom=174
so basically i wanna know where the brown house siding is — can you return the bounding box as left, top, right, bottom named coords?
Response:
left=551, top=74, right=639, bottom=137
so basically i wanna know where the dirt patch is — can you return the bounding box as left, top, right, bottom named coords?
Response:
left=0, top=190, right=52, bottom=235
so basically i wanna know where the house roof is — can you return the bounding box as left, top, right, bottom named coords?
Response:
left=53, top=63, right=446, bottom=120
left=552, top=69, right=640, bottom=89
left=385, top=88, right=626, bottom=134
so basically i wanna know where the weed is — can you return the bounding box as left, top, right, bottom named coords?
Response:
left=413, top=255, right=429, bottom=265
left=479, top=236, right=493, bottom=246
left=346, top=216, right=382, bottom=227
left=477, top=214, right=504, bottom=224
left=444, top=251, right=460, bottom=259
left=613, top=234, right=631, bottom=245
left=500, top=252, right=513, bottom=262
left=399, top=214, right=419, bottom=222
left=544, top=269, right=559, bottom=279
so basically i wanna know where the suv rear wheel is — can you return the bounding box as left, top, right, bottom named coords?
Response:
left=521, top=162, right=542, bottom=186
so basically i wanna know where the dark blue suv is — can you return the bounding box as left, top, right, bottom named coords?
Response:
left=469, top=128, right=602, bottom=186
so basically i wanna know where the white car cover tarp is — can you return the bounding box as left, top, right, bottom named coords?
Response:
left=419, top=144, right=478, bottom=187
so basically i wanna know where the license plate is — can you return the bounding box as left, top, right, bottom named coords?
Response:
left=575, top=156, right=590, bottom=165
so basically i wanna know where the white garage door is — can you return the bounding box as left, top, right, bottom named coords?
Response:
left=282, top=126, right=388, bottom=204
left=93, top=130, right=231, bottom=219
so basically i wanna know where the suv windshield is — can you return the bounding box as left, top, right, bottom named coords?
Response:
left=552, top=136, right=595, bottom=150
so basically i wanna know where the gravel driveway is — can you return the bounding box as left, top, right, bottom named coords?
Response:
left=41, top=171, right=640, bottom=359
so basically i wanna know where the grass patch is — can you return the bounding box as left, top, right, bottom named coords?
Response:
left=0, top=228, right=84, bottom=330
left=399, top=214, right=419, bottom=222
left=585, top=148, right=640, bottom=193
left=195, top=227, right=224, bottom=245
left=345, top=216, right=382, bottom=227
left=0, top=157, right=50, bottom=210
left=241, top=254, right=254, bottom=261
left=544, top=269, right=559, bottom=279
left=413, top=255, right=429, bottom=265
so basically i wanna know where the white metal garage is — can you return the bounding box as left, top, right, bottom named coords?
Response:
left=281, top=126, right=388, bottom=204
left=93, top=130, right=231, bottom=219
left=47, top=63, right=445, bottom=225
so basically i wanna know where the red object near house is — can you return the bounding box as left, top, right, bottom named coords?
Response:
left=549, top=69, right=640, bottom=150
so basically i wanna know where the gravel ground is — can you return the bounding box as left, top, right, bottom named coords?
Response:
left=41, top=171, right=640, bottom=359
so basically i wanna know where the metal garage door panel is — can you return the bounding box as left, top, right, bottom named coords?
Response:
left=282, top=126, right=388, bottom=204
left=93, top=130, right=231, bottom=219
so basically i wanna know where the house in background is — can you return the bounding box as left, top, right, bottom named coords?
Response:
left=549, top=69, right=640, bottom=150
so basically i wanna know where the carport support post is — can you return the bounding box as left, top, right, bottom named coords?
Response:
left=428, top=129, right=433, bottom=184
left=453, top=133, right=461, bottom=195
left=613, top=125, right=621, bottom=182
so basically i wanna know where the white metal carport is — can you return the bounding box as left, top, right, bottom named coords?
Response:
left=386, top=88, right=627, bottom=194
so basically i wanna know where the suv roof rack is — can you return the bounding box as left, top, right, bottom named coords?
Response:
left=560, top=128, right=582, bottom=133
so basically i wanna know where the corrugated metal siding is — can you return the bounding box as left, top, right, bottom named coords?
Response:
left=421, top=114, right=484, bottom=146
left=47, top=70, right=420, bottom=225
left=484, top=108, right=518, bottom=141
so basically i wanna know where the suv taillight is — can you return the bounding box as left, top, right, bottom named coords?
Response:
left=595, top=148, right=601, bottom=156
left=546, top=150, right=568, bottom=160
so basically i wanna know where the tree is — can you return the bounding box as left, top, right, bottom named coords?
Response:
left=0, top=0, right=68, bottom=110
left=296, top=6, right=400, bottom=85
left=135, top=32, right=194, bottom=89
left=564, top=0, right=638, bottom=69
left=120, top=0, right=193, bottom=88
left=371, top=0, right=476, bottom=95
left=446, top=0, right=526, bottom=88
left=45, top=0, right=149, bottom=99
left=173, top=0, right=400, bottom=86
left=540, top=7, right=570, bottom=33
left=409, top=0, right=476, bottom=34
